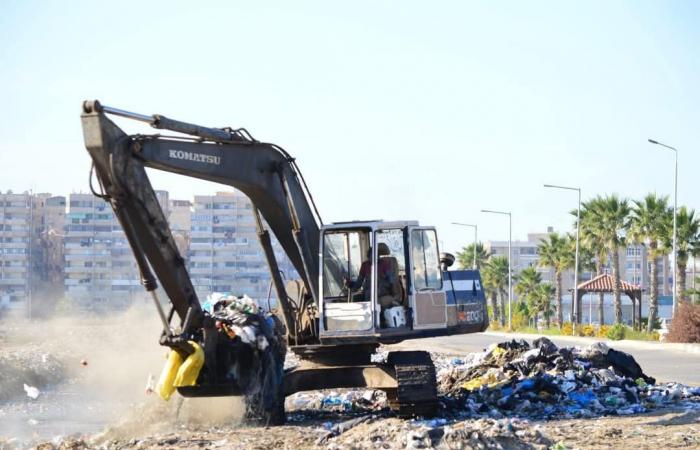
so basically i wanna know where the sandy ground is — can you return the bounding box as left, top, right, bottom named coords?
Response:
left=1, top=308, right=699, bottom=450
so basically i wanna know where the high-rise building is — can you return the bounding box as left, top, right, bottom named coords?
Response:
left=188, top=191, right=295, bottom=302
left=31, top=194, right=66, bottom=297
left=0, top=191, right=33, bottom=312
left=63, top=191, right=171, bottom=310
left=169, top=199, right=192, bottom=257
left=63, top=193, right=118, bottom=308
left=2, top=187, right=299, bottom=315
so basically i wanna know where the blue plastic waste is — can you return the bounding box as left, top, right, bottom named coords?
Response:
left=568, top=390, right=596, bottom=407
left=517, top=379, right=535, bottom=390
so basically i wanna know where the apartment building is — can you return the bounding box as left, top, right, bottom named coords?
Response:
left=1, top=188, right=298, bottom=315
left=188, top=191, right=295, bottom=302
left=169, top=199, right=192, bottom=256
left=32, top=194, right=66, bottom=293
left=0, top=192, right=33, bottom=311
left=63, top=191, right=171, bottom=309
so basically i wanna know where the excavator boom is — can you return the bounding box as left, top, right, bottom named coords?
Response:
left=81, top=100, right=321, bottom=342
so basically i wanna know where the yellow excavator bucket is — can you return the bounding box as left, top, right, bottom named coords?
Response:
left=156, top=341, right=204, bottom=400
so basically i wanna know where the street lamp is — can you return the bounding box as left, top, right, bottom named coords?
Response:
left=451, top=222, right=478, bottom=269
left=481, top=209, right=512, bottom=330
left=544, top=184, right=581, bottom=331
left=648, top=138, right=678, bottom=316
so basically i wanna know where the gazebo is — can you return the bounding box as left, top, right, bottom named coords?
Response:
left=571, top=273, right=643, bottom=330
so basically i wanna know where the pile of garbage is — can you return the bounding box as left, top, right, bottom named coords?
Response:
left=437, top=338, right=700, bottom=419
left=201, top=293, right=286, bottom=421
left=204, top=293, right=275, bottom=352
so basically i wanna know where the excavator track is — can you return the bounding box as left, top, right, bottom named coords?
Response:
left=387, top=351, right=438, bottom=417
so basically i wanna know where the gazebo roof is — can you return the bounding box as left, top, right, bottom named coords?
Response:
left=575, top=273, right=641, bottom=292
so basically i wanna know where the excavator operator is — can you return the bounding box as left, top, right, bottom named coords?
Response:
left=346, top=243, right=401, bottom=310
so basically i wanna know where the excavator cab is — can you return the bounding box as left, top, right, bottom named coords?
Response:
left=319, top=221, right=456, bottom=342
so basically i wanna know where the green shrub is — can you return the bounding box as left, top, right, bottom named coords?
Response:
left=640, top=317, right=662, bottom=330
left=606, top=323, right=626, bottom=340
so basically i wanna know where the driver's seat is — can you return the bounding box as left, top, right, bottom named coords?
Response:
left=377, top=243, right=402, bottom=308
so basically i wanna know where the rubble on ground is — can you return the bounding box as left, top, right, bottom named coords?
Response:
left=436, top=338, right=700, bottom=419
left=13, top=338, right=700, bottom=450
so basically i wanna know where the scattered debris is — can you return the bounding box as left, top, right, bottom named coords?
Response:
left=145, top=373, right=155, bottom=395
left=317, top=414, right=374, bottom=443
left=23, top=384, right=40, bottom=400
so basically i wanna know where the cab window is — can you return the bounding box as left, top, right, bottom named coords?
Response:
left=322, top=230, right=363, bottom=299
left=411, top=229, right=442, bottom=291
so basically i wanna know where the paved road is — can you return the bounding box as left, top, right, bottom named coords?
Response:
left=388, top=332, right=700, bottom=386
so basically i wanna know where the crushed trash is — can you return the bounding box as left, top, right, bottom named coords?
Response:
left=286, top=389, right=389, bottom=413
left=437, top=338, right=700, bottom=419
left=202, top=292, right=286, bottom=421
left=205, top=293, right=273, bottom=351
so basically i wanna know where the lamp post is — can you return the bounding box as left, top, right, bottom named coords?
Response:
left=451, top=222, right=478, bottom=269
left=544, top=184, right=581, bottom=331
left=648, top=138, right=678, bottom=317
left=481, top=209, right=512, bottom=329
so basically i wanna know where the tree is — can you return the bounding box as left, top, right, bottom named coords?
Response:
left=537, top=233, right=574, bottom=328
left=482, top=256, right=509, bottom=326
left=669, top=207, right=700, bottom=305
left=514, top=266, right=541, bottom=304
left=585, top=195, right=630, bottom=324
left=577, top=197, right=609, bottom=325
left=529, top=283, right=555, bottom=328
left=628, top=194, right=671, bottom=333
left=456, top=242, right=490, bottom=270
left=574, top=238, right=597, bottom=322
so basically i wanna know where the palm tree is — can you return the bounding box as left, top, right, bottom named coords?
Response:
left=586, top=195, right=630, bottom=324
left=575, top=240, right=597, bottom=322
left=578, top=197, right=611, bottom=325
left=456, top=242, right=490, bottom=270
left=481, top=260, right=500, bottom=324
left=482, top=256, right=509, bottom=326
left=529, top=283, right=555, bottom=328
left=669, top=207, right=700, bottom=304
left=514, top=266, right=541, bottom=304
left=537, top=233, right=574, bottom=327
left=628, top=194, right=671, bottom=333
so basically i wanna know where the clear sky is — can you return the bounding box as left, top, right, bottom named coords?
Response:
left=1, top=1, right=699, bottom=254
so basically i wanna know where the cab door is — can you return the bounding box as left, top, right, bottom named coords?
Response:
left=408, top=227, right=447, bottom=329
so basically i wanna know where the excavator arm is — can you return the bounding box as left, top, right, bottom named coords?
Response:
left=80, top=100, right=321, bottom=345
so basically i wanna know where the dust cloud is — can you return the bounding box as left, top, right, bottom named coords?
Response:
left=0, top=302, right=244, bottom=444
